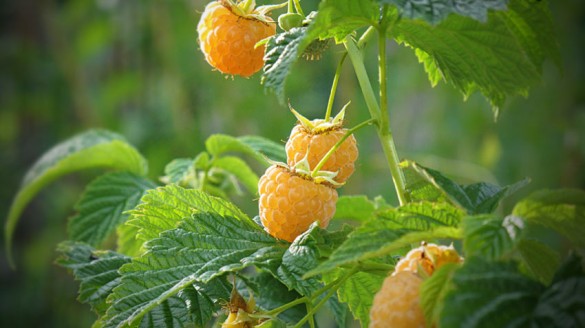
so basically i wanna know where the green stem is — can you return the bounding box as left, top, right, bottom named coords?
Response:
left=307, top=302, right=316, bottom=328
left=377, top=28, right=408, bottom=205
left=292, top=268, right=357, bottom=328
left=311, top=118, right=376, bottom=177
left=264, top=296, right=308, bottom=316
left=293, top=0, right=304, bottom=17
left=358, top=261, right=394, bottom=272
left=325, top=53, right=347, bottom=121
left=343, top=36, right=381, bottom=122
left=264, top=272, right=342, bottom=317
left=287, top=0, right=293, bottom=13
left=358, top=26, right=377, bottom=49
left=344, top=34, right=408, bottom=206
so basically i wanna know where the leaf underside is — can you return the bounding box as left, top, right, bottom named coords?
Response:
left=4, top=129, right=147, bottom=267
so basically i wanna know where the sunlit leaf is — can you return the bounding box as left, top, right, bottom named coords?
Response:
left=331, top=269, right=385, bottom=326
left=126, top=185, right=250, bottom=246
left=213, top=156, right=259, bottom=194
left=238, top=135, right=286, bottom=163
left=104, top=211, right=277, bottom=327
left=333, top=195, right=378, bottom=222
left=206, top=134, right=276, bottom=165
left=4, top=129, right=147, bottom=267
left=306, top=0, right=379, bottom=42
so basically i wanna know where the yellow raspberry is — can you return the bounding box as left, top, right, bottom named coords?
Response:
left=197, top=1, right=276, bottom=77
left=286, top=124, right=358, bottom=186
left=258, top=164, right=338, bottom=242
left=394, top=242, right=463, bottom=277
left=369, top=271, right=426, bottom=328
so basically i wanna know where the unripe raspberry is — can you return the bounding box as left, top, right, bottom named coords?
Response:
left=286, top=123, right=358, bottom=186
left=258, top=165, right=338, bottom=242
left=369, top=271, right=426, bottom=328
left=197, top=1, right=276, bottom=77
left=222, top=281, right=256, bottom=328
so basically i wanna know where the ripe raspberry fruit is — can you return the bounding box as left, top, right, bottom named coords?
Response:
left=258, top=164, right=338, bottom=242
left=369, top=271, right=426, bottom=328
left=394, top=242, right=463, bottom=277
left=285, top=109, right=358, bottom=186
left=197, top=0, right=277, bottom=77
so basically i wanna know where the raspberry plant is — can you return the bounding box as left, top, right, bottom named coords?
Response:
left=4, top=0, right=585, bottom=327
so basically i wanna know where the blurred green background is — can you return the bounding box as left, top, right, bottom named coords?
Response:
left=1, top=0, right=583, bottom=327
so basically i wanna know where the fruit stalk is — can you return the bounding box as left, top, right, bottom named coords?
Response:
left=292, top=268, right=357, bottom=328
left=293, top=0, right=304, bottom=16
left=344, top=35, right=408, bottom=205
left=263, top=272, right=347, bottom=318
left=325, top=53, right=347, bottom=120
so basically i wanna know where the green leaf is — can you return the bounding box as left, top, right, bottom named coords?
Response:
left=440, top=257, right=544, bottom=328
left=104, top=211, right=273, bottom=327
left=462, top=214, right=523, bottom=260
left=307, top=203, right=463, bottom=276
left=127, top=185, right=250, bottom=245
left=307, top=0, right=379, bottom=42
left=462, top=179, right=530, bottom=214
left=498, top=0, right=561, bottom=69
left=262, top=27, right=308, bottom=103
left=383, top=0, right=507, bottom=24
left=116, top=222, right=143, bottom=257
left=104, top=275, right=229, bottom=328
left=328, top=293, right=350, bottom=328
left=246, top=272, right=306, bottom=324
left=205, top=134, right=274, bottom=165
left=271, top=225, right=352, bottom=327
left=392, top=0, right=559, bottom=111
left=517, top=238, right=561, bottom=285
left=107, top=183, right=355, bottom=327
left=68, top=172, right=156, bottom=248
left=161, top=158, right=195, bottom=186
left=533, top=253, right=585, bottom=327
left=332, top=269, right=385, bottom=327
left=403, top=161, right=529, bottom=214
left=262, top=0, right=379, bottom=102
left=275, top=224, right=341, bottom=296
left=213, top=156, right=259, bottom=194
left=4, top=129, right=147, bottom=267
left=333, top=195, right=377, bottom=222
left=420, top=263, right=459, bottom=326
left=377, top=201, right=463, bottom=230
left=237, top=135, right=286, bottom=163
left=401, top=160, right=447, bottom=203
left=56, top=241, right=131, bottom=316
left=513, top=189, right=585, bottom=247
